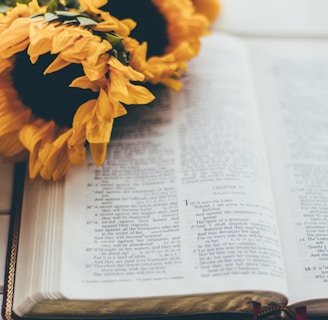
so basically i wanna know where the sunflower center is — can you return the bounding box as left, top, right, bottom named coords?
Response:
left=101, top=0, right=169, bottom=57
left=11, top=51, right=98, bottom=128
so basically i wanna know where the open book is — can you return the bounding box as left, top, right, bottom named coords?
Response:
left=3, top=32, right=328, bottom=319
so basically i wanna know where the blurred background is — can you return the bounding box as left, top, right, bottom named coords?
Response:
left=212, top=0, right=328, bottom=36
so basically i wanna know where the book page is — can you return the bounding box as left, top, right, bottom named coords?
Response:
left=249, top=38, right=328, bottom=310
left=12, top=176, right=66, bottom=316
left=213, top=0, right=328, bottom=37
left=59, top=34, right=287, bottom=302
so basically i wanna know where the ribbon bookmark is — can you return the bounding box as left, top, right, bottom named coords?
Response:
left=252, top=302, right=307, bottom=320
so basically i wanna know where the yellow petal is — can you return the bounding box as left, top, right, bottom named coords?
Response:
left=0, top=131, right=25, bottom=157
left=0, top=56, right=13, bottom=73
left=79, top=0, right=107, bottom=10
left=89, top=143, right=107, bottom=167
left=109, top=56, right=145, bottom=82
left=110, top=78, right=155, bottom=105
left=43, top=54, right=71, bottom=74
left=28, top=21, right=54, bottom=59
left=160, top=77, right=183, bottom=92
left=0, top=105, right=31, bottom=135
left=1, top=38, right=30, bottom=59
left=82, top=56, right=108, bottom=82
left=192, top=0, right=221, bottom=23
left=96, top=88, right=112, bottom=122
left=40, top=147, right=71, bottom=180
left=109, top=71, right=128, bottom=98
left=68, top=144, right=86, bottom=166
left=126, top=82, right=156, bottom=104
left=51, top=27, right=82, bottom=54
left=59, top=35, right=92, bottom=62
left=39, top=130, right=72, bottom=180
left=28, top=141, right=43, bottom=180
left=86, top=39, right=112, bottom=65
left=18, top=119, right=58, bottom=179
left=72, top=99, right=96, bottom=129
left=19, top=119, right=56, bottom=152
left=97, top=88, right=126, bottom=121
left=86, top=116, right=113, bottom=144
left=70, top=76, right=99, bottom=92
left=129, top=42, right=148, bottom=69
left=0, top=18, right=31, bottom=58
left=19, top=120, right=57, bottom=179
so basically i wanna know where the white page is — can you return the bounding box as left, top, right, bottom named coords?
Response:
left=213, top=0, right=328, bottom=37
left=249, top=38, right=328, bottom=311
left=13, top=177, right=66, bottom=317
left=60, top=34, right=287, bottom=303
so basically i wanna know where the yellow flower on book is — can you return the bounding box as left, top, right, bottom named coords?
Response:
left=96, top=0, right=210, bottom=91
left=191, top=0, right=221, bottom=24
left=0, top=0, right=155, bottom=180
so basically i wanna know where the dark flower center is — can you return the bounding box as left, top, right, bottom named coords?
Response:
left=101, top=0, right=169, bottom=58
left=11, top=51, right=98, bottom=128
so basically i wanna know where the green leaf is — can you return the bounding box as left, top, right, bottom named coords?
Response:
left=118, top=50, right=130, bottom=66
left=95, top=31, right=130, bottom=65
left=77, top=16, right=97, bottom=26
left=44, top=12, right=59, bottom=22
left=103, top=32, right=124, bottom=49
left=46, top=0, right=59, bottom=13
left=0, top=4, right=10, bottom=12
left=0, top=0, right=25, bottom=11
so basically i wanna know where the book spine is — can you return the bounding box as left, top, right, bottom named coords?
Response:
left=1, top=162, right=26, bottom=320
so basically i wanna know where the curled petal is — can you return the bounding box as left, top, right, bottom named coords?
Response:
left=87, top=117, right=113, bottom=166
left=82, top=55, right=108, bottom=82
left=38, top=130, right=72, bottom=180
left=89, top=143, right=108, bottom=167
left=68, top=143, right=86, bottom=166
left=115, top=81, right=156, bottom=105
left=28, top=21, right=57, bottom=61
left=0, top=18, right=32, bottom=58
left=70, top=76, right=99, bottom=92
left=19, top=119, right=57, bottom=179
left=86, top=116, right=113, bottom=144
left=0, top=104, right=31, bottom=136
left=72, top=100, right=96, bottom=128
left=51, top=27, right=90, bottom=54
left=97, top=88, right=127, bottom=121
left=0, top=131, right=25, bottom=157
left=109, top=56, right=145, bottom=82
left=43, top=54, right=71, bottom=74
left=192, top=0, right=221, bottom=23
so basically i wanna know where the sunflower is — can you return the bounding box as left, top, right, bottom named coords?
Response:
left=92, top=0, right=210, bottom=91
left=0, top=0, right=155, bottom=180
left=191, top=0, right=221, bottom=24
